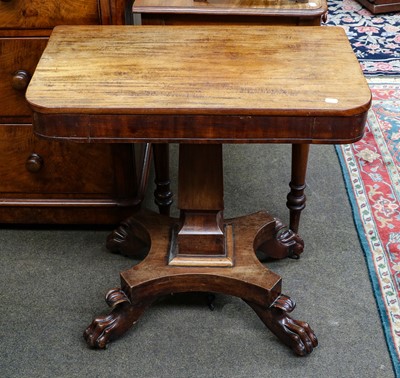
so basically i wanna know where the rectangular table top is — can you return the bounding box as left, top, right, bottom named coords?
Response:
left=26, top=25, right=371, bottom=144
left=132, top=0, right=327, bottom=16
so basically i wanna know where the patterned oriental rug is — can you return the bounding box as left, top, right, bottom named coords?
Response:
left=325, top=0, right=400, bottom=75
left=327, top=1, right=400, bottom=372
left=336, top=77, right=400, bottom=376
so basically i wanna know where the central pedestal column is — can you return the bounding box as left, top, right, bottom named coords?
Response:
left=170, top=144, right=233, bottom=266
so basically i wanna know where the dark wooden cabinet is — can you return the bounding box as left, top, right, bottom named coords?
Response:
left=0, top=0, right=100, bottom=28
left=356, top=0, right=400, bottom=14
left=0, top=0, right=139, bottom=224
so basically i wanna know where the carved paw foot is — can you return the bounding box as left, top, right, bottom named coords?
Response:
left=83, top=288, right=146, bottom=349
left=106, top=216, right=150, bottom=258
left=258, top=218, right=304, bottom=260
left=246, top=295, right=317, bottom=356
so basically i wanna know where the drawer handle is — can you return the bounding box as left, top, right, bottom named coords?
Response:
left=26, top=153, right=43, bottom=173
left=12, top=70, right=31, bottom=91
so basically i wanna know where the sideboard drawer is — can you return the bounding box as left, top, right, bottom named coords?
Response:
left=0, top=0, right=100, bottom=29
left=0, top=124, right=118, bottom=195
left=0, top=0, right=139, bottom=224
left=0, top=37, right=48, bottom=119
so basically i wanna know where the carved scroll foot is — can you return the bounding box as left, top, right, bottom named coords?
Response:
left=83, top=288, right=148, bottom=349
left=246, top=295, right=317, bottom=356
left=106, top=215, right=150, bottom=258
left=257, top=218, right=304, bottom=260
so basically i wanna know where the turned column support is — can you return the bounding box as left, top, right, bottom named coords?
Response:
left=287, top=144, right=310, bottom=234
left=153, top=143, right=173, bottom=216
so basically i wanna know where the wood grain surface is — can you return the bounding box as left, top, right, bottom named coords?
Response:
left=133, top=0, right=326, bottom=15
left=27, top=25, right=371, bottom=117
left=0, top=0, right=100, bottom=29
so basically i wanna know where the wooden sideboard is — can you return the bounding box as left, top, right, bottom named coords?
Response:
left=0, top=0, right=142, bottom=224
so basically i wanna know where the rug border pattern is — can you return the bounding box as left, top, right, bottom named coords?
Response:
left=336, top=78, right=400, bottom=377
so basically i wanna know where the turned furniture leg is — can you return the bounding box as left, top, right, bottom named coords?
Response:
left=153, top=143, right=173, bottom=216
left=287, top=144, right=310, bottom=234
left=257, top=144, right=309, bottom=260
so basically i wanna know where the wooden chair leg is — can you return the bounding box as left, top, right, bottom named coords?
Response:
left=153, top=143, right=173, bottom=216
left=287, top=144, right=310, bottom=234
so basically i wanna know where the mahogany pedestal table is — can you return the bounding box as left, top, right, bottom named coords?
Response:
left=26, top=25, right=371, bottom=356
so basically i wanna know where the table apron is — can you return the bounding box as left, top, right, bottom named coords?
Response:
left=33, top=112, right=367, bottom=144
